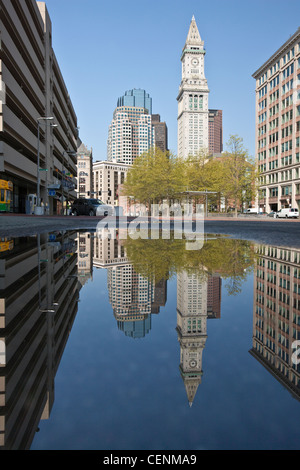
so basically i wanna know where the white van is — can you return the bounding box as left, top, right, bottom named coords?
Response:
left=276, top=208, right=299, bottom=219
left=246, top=208, right=259, bottom=214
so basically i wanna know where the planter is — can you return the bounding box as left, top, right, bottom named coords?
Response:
left=34, top=206, right=44, bottom=215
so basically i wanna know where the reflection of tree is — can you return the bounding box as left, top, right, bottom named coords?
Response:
left=123, top=236, right=185, bottom=283
left=123, top=235, right=256, bottom=296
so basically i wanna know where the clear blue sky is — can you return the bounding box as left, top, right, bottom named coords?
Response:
left=45, top=0, right=300, bottom=160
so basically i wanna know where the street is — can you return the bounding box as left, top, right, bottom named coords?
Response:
left=0, top=214, right=300, bottom=248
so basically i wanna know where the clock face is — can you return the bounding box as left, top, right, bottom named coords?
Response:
left=191, top=58, right=199, bottom=66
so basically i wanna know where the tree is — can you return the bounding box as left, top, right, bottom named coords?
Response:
left=221, top=135, right=258, bottom=216
left=121, top=136, right=258, bottom=216
left=121, top=148, right=186, bottom=207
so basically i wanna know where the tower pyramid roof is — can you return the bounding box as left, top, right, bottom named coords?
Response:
left=184, top=16, right=203, bottom=48
left=77, top=142, right=91, bottom=155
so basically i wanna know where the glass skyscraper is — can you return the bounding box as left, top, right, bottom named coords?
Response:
left=117, top=88, right=152, bottom=114
left=107, top=89, right=155, bottom=165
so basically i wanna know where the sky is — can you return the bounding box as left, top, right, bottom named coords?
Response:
left=44, top=0, right=300, bottom=161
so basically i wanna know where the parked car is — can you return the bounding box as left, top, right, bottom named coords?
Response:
left=276, top=208, right=299, bottom=219
left=267, top=211, right=277, bottom=218
left=71, top=198, right=114, bottom=216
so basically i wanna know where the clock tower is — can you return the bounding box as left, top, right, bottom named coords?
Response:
left=177, top=16, right=209, bottom=159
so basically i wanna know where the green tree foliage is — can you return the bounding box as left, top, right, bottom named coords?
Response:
left=122, top=148, right=186, bottom=205
left=221, top=135, right=258, bottom=215
left=121, top=136, right=258, bottom=214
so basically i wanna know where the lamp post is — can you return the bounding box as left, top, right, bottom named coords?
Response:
left=36, top=116, right=56, bottom=215
left=63, top=150, right=77, bottom=215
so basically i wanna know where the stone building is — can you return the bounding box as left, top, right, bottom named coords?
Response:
left=253, top=28, right=300, bottom=213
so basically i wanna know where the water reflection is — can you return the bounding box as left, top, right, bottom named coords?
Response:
left=251, top=244, right=300, bottom=400
left=0, top=229, right=300, bottom=449
left=0, top=231, right=78, bottom=450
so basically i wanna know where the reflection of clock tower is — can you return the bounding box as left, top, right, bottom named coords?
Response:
left=176, top=270, right=208, bottom=406
left=177, top=16, right=209, bottom=159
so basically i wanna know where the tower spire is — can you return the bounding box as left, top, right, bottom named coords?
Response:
left=184, top=15, right=202, bottom=48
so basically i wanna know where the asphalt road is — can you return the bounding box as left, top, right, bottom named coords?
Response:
left=204, top=219, right=300, bottom=248
left=0, top=214, right=299, bottom=248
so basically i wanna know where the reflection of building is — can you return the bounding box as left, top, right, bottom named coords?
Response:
left=176, top=270, right=208, bottom=406
left=177, top=16, right=209, bottom=159
left=77, top=142, right=93, bottom=199
left=253, top=28, right=300, bottom=213
left=0, top=0, right=78, bottom=215
left=151, top=278, right=167, bottom=313
left=207, top=275, right=222, bottom=319
left=93, top=230, right=127, bottom=268
left=93, top=230, right=166, bottom=338
left=77, top=232, right=93, bottom=286
left=251, top=244, right=300, bottom=400
left=107, top=264, right=154, bottom=339
left=0, top=232, right=80, bottom=449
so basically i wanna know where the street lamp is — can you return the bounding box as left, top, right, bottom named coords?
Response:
left=62, top=150, right=77, bottom=215
left=36, top=116, right=57, bottom=215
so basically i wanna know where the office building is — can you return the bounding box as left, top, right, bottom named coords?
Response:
left=208, top=109, right=223, bottom=155
left=152, top=114, right=168, bottom=153
left=117, top=88, right=152, bottom=114
left=253, top=28, right=300, bottom=213
left=77, top=142, right=93, bottom=198
left=0, top=0, right=78, bottom=215
left=93, top=160, right=131, bottom=206
left=107, top=89, right=155, bottom=165
left=177, top=16, right=209, bottom=159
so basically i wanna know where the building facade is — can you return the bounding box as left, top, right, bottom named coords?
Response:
left=107, top=89, right=155, bottom=165
left=77, top=142, right=93, bottom=199
left=208, top=109, right=223, bottom=155
left=253, top=28, right=300, bottom=213
left=152, top=114, right=168, bottom=153
left=177, top=16, right=209, bottom=159
left=0, top=0, right=78, bottom=215
left=93, top=160, right=131, bottom=207
left=117, top=88, right=152, bottom=114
